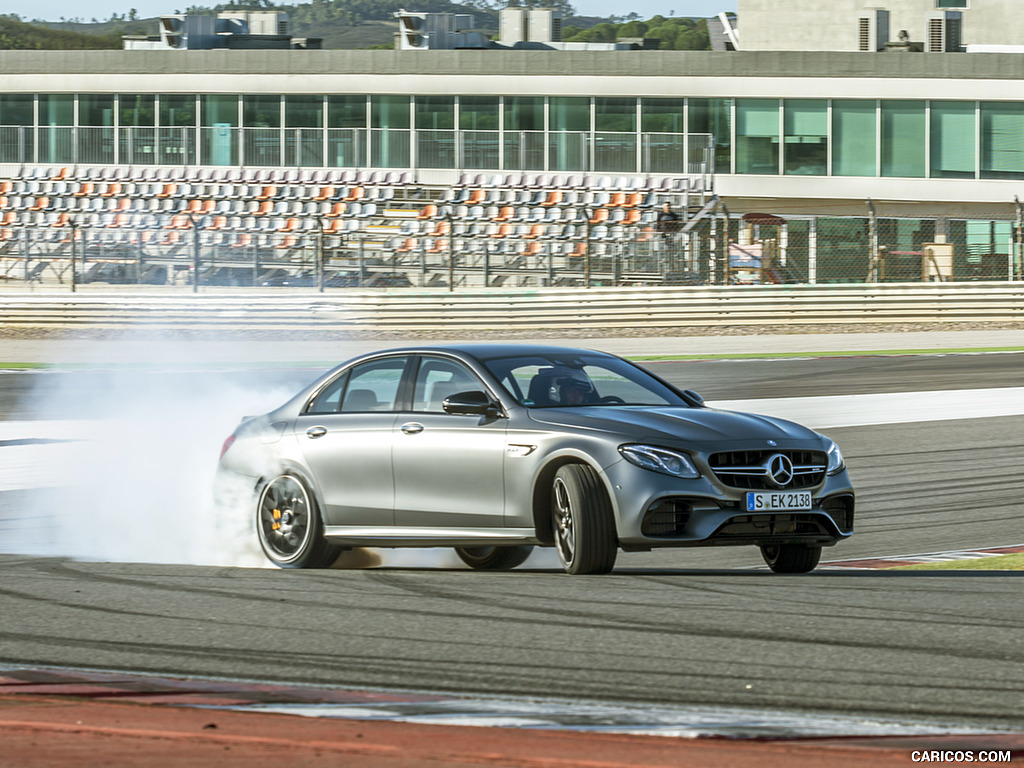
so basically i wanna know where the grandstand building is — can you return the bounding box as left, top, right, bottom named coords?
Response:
left=1, top=49, right=1023, bottom=286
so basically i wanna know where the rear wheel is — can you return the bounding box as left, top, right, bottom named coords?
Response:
left=551, top=464, right=618, bottom=575
left=760, top=543, right=821, bottom=573
left=257, top=474, right=340, bottom=568
left=454, top=545, right=534, bottom=570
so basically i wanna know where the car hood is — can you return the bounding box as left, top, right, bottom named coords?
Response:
left=526, top=405, right=821, bottom=445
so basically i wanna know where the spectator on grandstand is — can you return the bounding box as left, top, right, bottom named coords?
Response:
left=656, top=202, right=680, bottom=237
left=655, top=202, right=681, bottom=257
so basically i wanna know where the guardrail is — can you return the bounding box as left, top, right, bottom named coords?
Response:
left=1, top=283, right=1022, bottom=331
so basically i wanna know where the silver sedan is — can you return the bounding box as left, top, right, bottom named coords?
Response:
left=216, top=344, right=854, bottom=574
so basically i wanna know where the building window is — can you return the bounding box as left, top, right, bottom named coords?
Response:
left=284, top=96, right=323, bottom=167
left=242, top=95, right=280, bottom=128
left=935, top=0, right=967, bottom=7
left=285, top=95, right=322, bottom=128
left=415, top=96, right=454, bottom=130
left=459, top=96, right=498, bottom=130
left=38, top=95, right=74, bottom=126
left=930, top=101, right=975, bottom=179
left=503, top=96, right=544, bottom=171
left=370, top=96, right=410, bottom=168
left=783, top=99, right=827, bottom=176
left=881, top=100, right=925, bottom=177
left=641, top=98, right=683, bottom=134
left=371, top=96, right=410, bottom=129
left=119, top=94, right=155, bottom=127
left=328, top=96, right=367, bottom=128
left=689, top=98, right=731, bottom=174
left=594, top=98, right=635, bottom=173
left=832, top=100, right=876, bottom=177
left=504, top=96, right=544, bottom=132
left=459, top=96, right=499, bottom=170
left=549, top=97, right=589, bottom=132
left=735, top=98, right=779, bottom=175
left=980, top=102, right=1024, bottom=179
left=595, top=97, right=635, bottom=133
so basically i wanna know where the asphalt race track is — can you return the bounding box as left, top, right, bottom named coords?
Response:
left=1, top=352, right=1022, bottom=731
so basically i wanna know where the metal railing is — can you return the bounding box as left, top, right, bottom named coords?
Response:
left=0, top=125, right=714, bottom=176
left=1, top=283, right=1022, bottom=331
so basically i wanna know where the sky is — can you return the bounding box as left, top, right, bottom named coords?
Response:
left=5, top=0, right=737, bottom=23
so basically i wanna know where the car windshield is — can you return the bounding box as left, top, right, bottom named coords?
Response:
left=480, top=353, right=687, bottom=408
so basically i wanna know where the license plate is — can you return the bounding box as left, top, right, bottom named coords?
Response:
left=746, top=491, right=812, bottom=512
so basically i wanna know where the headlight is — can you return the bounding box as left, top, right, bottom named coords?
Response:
left=619, top=445, right=700, bottom=479
left=826, top=440, right=845, bottom=475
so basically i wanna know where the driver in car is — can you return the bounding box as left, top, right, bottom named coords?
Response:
left=556, top=376, right=595, bottom=406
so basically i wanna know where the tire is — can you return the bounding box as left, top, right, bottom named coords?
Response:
left=256, top=474, right=340, bottom=568
left=760, top=543, right=822, bottom=573
left=454, top=545, right=534, bottom=570
left=551, top=464, right=618, bottom=575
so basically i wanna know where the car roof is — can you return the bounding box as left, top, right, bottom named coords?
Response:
left=360, top=342, right=616, bottom=362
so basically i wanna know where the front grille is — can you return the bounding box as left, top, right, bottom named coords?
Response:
left=710, top=513, right=831, bottom=541
left=641, top=498, right=692, bottom=537
left=822, top=494, right=855, bottom=532
left=709, top=449, right=826, bottom=490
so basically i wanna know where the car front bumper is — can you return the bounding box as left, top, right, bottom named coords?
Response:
left=604, top=459, right=855, bottom=550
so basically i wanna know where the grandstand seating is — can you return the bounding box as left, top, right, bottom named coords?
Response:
left=0, top=164, right=709, bottom=287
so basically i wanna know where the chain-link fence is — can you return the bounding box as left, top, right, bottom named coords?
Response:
left=2, top=198, right=1022, bottom=290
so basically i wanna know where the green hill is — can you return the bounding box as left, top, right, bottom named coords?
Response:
left=0, top=14, right=122, bottom=49
left=4, top=2, right=712, bottom=51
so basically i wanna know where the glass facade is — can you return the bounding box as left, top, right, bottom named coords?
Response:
left=783, top=99, right=827, bottom=176
left=980, top=102, right=1024, bottom=179
left=0, top=92, right=1021, bottom=181
left=735, top=99, right=779, bottom=175
left=881, top=101, right=926, bottom=178
left=832, top=100, right=876, bottom=176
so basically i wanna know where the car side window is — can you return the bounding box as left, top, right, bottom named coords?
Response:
left=412, top=357, right=481, bottom=413
left=306, top=372, right=349, bottom=414
left=340, top=357, right=408, bottom=412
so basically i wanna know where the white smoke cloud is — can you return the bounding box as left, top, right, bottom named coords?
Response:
left=6, top=333, right=555, bottom=571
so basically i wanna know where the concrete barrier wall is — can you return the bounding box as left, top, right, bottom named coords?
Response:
left=2, top=283, right=1022, bottom=331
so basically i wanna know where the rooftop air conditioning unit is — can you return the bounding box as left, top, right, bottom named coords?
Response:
left=858, top=10, right=889, bottom=52
left=928, top=11, right=962, bottom=52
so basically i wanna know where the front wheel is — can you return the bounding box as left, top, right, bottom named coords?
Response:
left=454, top=545, right=534, bottom=570
left=551, top=464, right=618, bottom=575
left=760, top=543, right=821, bottom=573
left=257, top=474, right=340, bottom=568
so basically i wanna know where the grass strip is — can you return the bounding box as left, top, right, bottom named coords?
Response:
left=630, top=347, right=1024, bottom=362
left=890, top=553, right=1024, bottom=571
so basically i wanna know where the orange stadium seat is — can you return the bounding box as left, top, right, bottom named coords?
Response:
left=541, top=190, right=563, bottom=207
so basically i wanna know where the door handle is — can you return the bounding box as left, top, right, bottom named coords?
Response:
left=306, top=426, right=327, bottom=439
left=400, top=422, right=424, bottom=435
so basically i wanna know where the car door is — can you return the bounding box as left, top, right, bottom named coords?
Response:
left=295, top=355, right=410, bottom=527
left=392, top=356, right=507, bottom=528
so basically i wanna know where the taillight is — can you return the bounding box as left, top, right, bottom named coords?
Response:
left=219, top=433, right=236, bottom=460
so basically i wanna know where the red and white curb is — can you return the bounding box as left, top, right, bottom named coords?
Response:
left=0, top=667, right=1009, bottom=740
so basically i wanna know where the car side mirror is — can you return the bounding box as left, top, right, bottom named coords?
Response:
left=681, top=389, right=704, bottom=407
left=443, top=390, right=503, bottom=417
